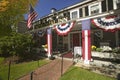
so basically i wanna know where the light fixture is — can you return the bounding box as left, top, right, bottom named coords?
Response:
left=51, top=8, right=57, bottom=14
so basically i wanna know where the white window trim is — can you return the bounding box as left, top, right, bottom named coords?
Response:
left=113, top=0, right=117, bottom=9
left=70, top=9, right=79, bottom=20
left=113, top=0, right=120, bottom=9
left=88, top=2, right=101, bottom=16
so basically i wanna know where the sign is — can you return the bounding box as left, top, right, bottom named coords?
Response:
left=74, top=46, right=82, bottom=56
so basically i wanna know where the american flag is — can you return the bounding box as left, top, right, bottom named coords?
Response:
left=82, top=19, right=91, bottom=64
left=27, top=4, right=38, bottom=29
left=47, top=28, right=52, bottom=57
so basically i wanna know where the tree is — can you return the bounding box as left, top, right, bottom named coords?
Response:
left=0, top=0, right=9, bottom=12
left=0, top=0, right=38, bottom=37
left=0, top=32, right=35, bottom=59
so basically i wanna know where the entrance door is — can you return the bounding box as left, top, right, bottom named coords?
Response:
left=73, top=33, right=80, bottom=47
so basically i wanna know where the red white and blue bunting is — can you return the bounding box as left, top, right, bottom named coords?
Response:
left=82, top=19, right=91, bottom=64
left=92, top=16, right=120, bottom=32
left=54, top=21, right=75, bottom=35
left=37, top=29, right=46, bottom=37
left=47, top=28, right=52, bottom=57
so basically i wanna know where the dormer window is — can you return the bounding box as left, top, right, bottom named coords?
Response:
left=89, top=2, right=101, bottom=15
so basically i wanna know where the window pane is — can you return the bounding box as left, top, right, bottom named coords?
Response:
left=67, top=12, right=70, bottom=20
left=85, top=6, right=89, bottom=16
left=108, top=0, right=113, bottom=10
left=102, top=0, right=107, bottom=12
left=79, top=8, right=83, bottom=17
left=90, top=4, right=99, bottom=14
left=71, top=11, right=78, bottom=19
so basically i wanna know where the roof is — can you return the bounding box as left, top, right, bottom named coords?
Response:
left=39, top=0, right=92, bottom=19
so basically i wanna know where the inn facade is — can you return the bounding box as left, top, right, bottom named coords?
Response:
left=29, top=0, right=120, bottom=64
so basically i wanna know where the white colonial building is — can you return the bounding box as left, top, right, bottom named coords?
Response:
left=29, top=0, right=120, bottom=64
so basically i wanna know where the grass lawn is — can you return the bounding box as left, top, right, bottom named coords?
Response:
left=0, top=57, right=4, bottom=64
left=60, top=66, right=116, bottom=80
left=0, top=58, right=49, bottom=80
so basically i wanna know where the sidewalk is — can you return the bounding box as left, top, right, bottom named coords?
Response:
left=18, top=58, right=73, bottom=80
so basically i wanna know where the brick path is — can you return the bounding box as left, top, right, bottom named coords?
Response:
left=18, top=58, right=73, bottom=80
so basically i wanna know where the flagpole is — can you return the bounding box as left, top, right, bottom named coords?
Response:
left=32, top=22, right=35, bottom=32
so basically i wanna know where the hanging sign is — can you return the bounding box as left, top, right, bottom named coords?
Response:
left=92, top=16, right=120, bottom=32
left=54, top=21, right=75, bottom=35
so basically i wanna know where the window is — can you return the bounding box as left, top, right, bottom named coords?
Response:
left=85, top=6, right=89, bottom=16
left=89, top=3, right=101, bottom=15
left=89, top=2, right=101, bottom=15
left=101, top=0, right=107, bottom=12
left=91, top=4, right=99, bottom=14
left=71, top=11, right=78, bottom=19
left=63, top=12, right=70, bottom=20
left=79, top=8, right=83, bottom=17
left=108, top=0, right=113, bottom=10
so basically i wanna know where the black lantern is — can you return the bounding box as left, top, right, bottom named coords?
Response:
left=51, top=8, right=57, bottom=14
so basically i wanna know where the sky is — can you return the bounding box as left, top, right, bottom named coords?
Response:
left=25, top=0, right=83, bottom=20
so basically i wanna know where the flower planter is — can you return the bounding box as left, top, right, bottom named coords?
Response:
left=92, top=51, right=120, bottom=59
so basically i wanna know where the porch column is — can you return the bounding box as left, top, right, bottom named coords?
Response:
left=47, top=28, right=52, bottom=58
left=82, top=19, right=91, bottom=64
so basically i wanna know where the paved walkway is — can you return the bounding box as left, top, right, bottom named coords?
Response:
left=18, top=58, right=73, bottom=80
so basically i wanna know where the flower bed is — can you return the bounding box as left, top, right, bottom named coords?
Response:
left=92, top=51, right=120, bottom=60
left=91, top=45, right=120, bottom=59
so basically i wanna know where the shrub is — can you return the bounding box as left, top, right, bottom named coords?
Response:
left=100, top=46, right=112, bottom=52
left=96, top=48, right=102, bottom=52
left=112, top=47, right=120, bottom=54
left=91, top=45, right=96, bottom=51
left=0, top=32, right=35, bottom=59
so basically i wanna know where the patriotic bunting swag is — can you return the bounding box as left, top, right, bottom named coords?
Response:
left=82, top=19, right=91, bottom=64
left=37, top=29, right=46, bottom=37
left=55, top=21, right=75, bottom=35
left=31, top=29, right=46, bottom=39
left=92, top=16, right=120, bottom=32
